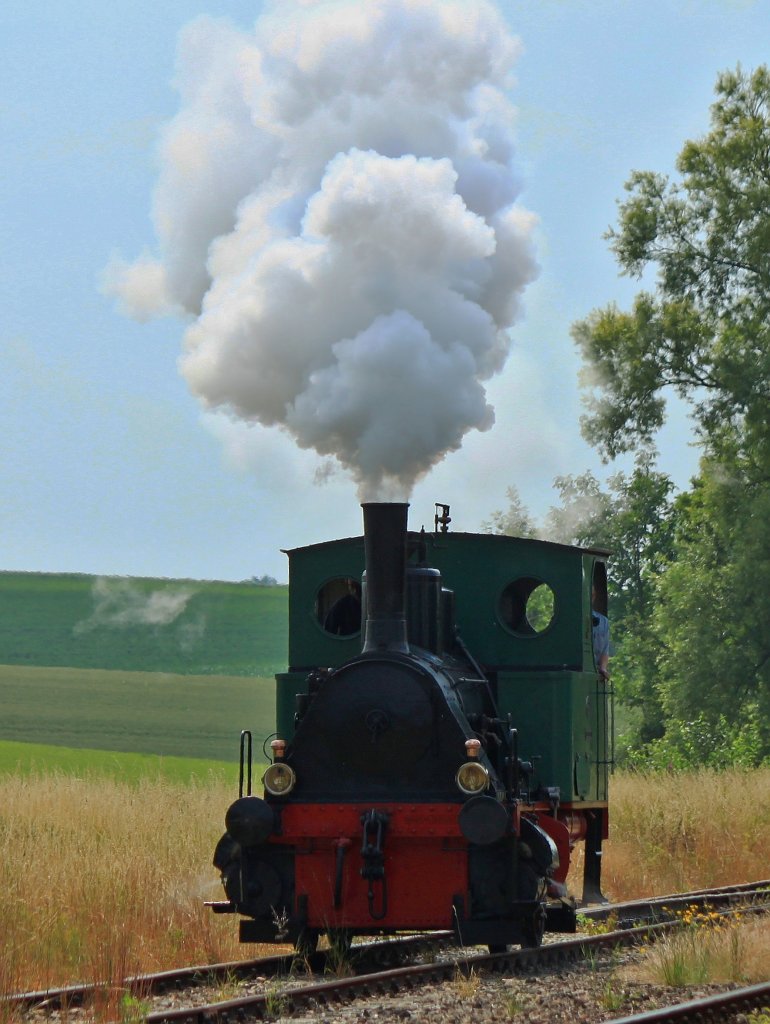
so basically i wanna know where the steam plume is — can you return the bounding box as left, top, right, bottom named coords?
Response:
left=108, top=0, right=538, bottom=497
left=74, top=578, right=197, bottom=633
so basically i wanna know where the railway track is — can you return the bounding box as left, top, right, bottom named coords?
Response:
left=142, top=916, right=770, bottom=1024
left=6, top=879, right=770, bottom=1023
left=582, top=876, right=770, bottom=926
left=3, top=933, right=449, bottom=1014
left=604, top=982, right=770, bottom=1024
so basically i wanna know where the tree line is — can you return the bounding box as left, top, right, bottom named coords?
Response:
left=485, top=67, right=770, bottom=769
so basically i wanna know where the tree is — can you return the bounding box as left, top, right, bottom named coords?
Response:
left=653, top=456, right=770, bottom=743
left=542, top=471, right=613, bottom=548
left=481, top=485, right=537, bottom=538
left=573, top=66, right=770, bottom=474
left=572, top=66, right=770, bottom=764
left=543, top=453, right=674, bottom=619
left=543, top=454, right=676, bottom=745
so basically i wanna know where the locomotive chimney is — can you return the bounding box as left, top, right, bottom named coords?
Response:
left=361, top=502, right=409, bottom=654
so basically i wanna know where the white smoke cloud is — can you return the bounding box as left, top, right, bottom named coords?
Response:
left=74, top=577, right=198, bottom=634
left=102, top=252, right=178, bottom=321
left=108, top=0, right=538, bottom=496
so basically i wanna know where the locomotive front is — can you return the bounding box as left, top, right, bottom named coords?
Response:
left=211, top=502, right=578, bottom=952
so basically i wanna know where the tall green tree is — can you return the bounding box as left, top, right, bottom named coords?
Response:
left=573, top=66, right=770, bottom=472
left=653, top=455, right=770, bottom=752
left=480, top=485, right=537, bottom=538
left=573, top=66, right=770, bottom=764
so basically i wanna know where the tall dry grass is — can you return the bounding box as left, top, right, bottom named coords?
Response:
left=627, top=915, right=770, bottom=987
left=0, top=772, right=245, bottom=1001
left=3, top=766, right=770, bottom=1003
left=602, top=766, right=770, bottom=900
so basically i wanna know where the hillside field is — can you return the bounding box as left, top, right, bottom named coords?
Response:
left=0, top=664, right=276, bottom=763
left=0, top=739, right=251, bottom=785
left=0, top=572, right=287, bottom=676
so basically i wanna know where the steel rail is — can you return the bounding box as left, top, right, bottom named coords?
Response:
left=1, top=954, right=298, bottom=1013
left=6, top=880, right=769, bottom=1018
left=142, top=905, right=770, bottom=1024
left=2, top=932, right=450, bottom=1012
left=581, top=878, right=770, bottom=924
left=604, top=981, right=770, bottom=1024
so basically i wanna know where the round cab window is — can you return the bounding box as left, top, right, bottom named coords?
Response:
left=316, top=577, right=362, bottom=637
left=499, top=577, right=555, bottom=637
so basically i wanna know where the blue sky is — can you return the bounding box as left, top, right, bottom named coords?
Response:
left=2, top=0, right=768, bottom=583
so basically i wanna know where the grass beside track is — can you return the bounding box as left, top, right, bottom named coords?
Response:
left=605, top=766, right=770, bottom=898
left=0, top=664, right=276, bottom=762
left=2, top=766, right=770, bottom=1007
left=0, top=772, right=247, bottom=1001
left=0, top=740, right=253, bottom=786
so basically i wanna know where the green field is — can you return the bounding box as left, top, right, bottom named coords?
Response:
left=0, top=572, right=287, bottom=676
left=0, top=571, right=288, bottom=774
left=0, top=739, right=262, bottom=785
left=0, top=664, right=277, bottom=762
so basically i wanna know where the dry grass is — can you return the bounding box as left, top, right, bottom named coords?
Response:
left=3, top=765, right=770, bottom=1010
left=625, top=914, right=770, bottom=988
left=453, top=965, right=481, bottom=999
left=0, top=771, right=246, bottom=1004
left=601, top=767, right=770, bottom=900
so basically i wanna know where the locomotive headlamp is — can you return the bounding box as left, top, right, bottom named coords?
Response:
left=263, top=762, right=296, bottom=796
left=456, top=761, right=489, bottom=795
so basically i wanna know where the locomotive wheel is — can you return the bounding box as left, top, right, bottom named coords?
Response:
left=521, top=904, right=546, bottom=948
left=294, top=928, right=320, bottom=957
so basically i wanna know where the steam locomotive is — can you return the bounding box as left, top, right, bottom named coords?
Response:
left=211, top=502, right=612, bottom=951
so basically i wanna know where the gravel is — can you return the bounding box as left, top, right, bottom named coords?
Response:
left=267, top=946, right=748, bottom=1024
left=18, top=940, right=759, bottom=1024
